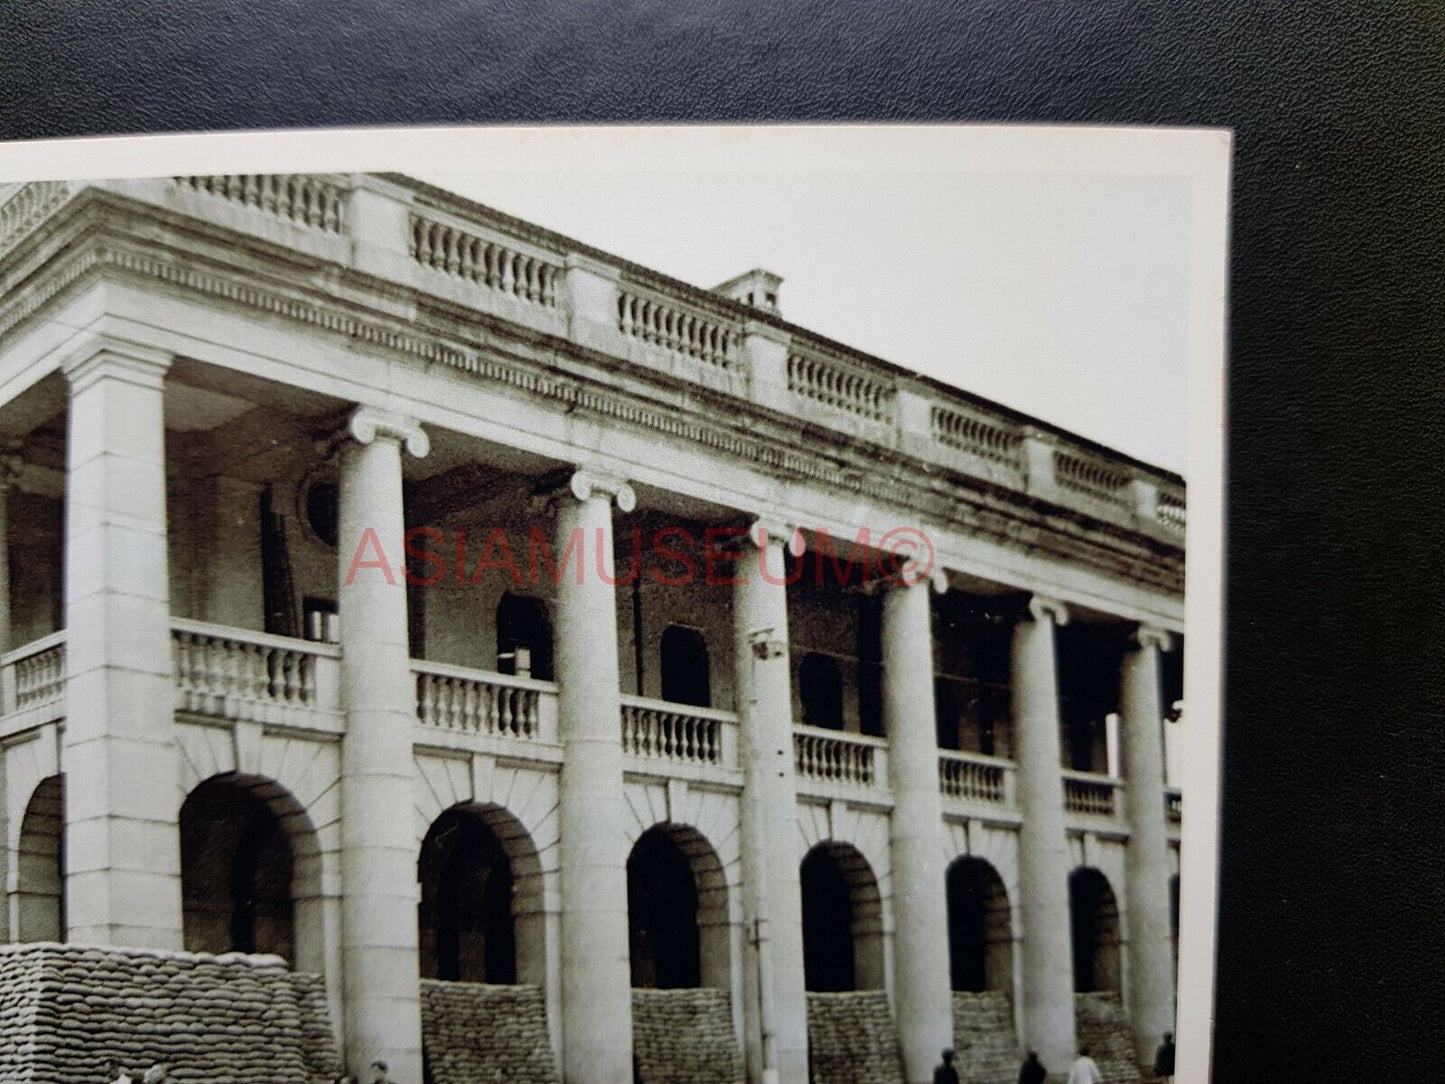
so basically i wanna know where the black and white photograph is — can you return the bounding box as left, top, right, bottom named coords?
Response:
left=0, top=126, right=1229, bottom=1084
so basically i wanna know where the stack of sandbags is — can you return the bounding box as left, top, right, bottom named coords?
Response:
left=0, top=942, right=338, bottom=1084
left=951, top=991, right=1022, bottom=1084
left=419, top=979, right=558, bottom=1084
left=805, top=990, right=906, bottom=1084
left=1074, top=993, right=1143, bottom=1084
left=631, top=987, right=743, bottom=1084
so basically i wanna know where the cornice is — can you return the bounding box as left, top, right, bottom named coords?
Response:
left=0, top=222, right=1184, bottom=598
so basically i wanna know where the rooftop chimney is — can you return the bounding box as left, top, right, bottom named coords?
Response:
left=714, top=268, right=783, bottom=316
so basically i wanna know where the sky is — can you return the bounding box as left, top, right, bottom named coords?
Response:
left=419, top=158, right=1190, bottom=475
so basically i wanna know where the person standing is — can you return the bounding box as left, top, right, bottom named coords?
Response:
left=1153, top=1032, right=1176, bottom=1083
left=933, top=1048, right=960, bottom=1084
left=1067, top=1047, right=1103, bottom=1084
left=1018, top=1050, right=1048, bottom=1084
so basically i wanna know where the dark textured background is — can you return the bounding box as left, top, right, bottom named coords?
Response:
left=2, top=2, right=1443, bottom=1078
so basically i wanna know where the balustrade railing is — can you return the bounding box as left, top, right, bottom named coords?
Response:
left=793, top=726, right=881, bottom=788
left=414, top=662, right=554, bottom=741
left=938, top=750, right=1012, bottom=805
left=174, top=175, right=347, bottom=233
left=1062, top=770, right=1121, bottom=817
left=617, top=286, right=740, bottom=369
left=620, top=695, right=735, bottom=767
left=172, top=620, right=330, bottom=717
left=931, top=404, right=1025, bottom=470
left=1, top=631, right=66, bottom=716
left=1054, top=450, right=1132, bottom=508
left=409, top=213, right=561, bottom=307
left=1157, top=491, right=1187, bottom=532
left=787, top=350, right=895, bottom=423
left=29, top=177, right=1186, bottom=544
left=0, top=181, right=70, bottom=255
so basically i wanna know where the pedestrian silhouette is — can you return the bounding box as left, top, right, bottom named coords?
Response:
left=1067, top=1046, right=1103, bottom=1084
left=1018, top=1050, right=1048, bottom=1084
left=933, top=1047, right=960, bottom=1084
left=1153, top=1031, right=1176, bottom=1083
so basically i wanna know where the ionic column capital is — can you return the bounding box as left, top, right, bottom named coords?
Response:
left=535, top=466, right=636, bottom=512
left=345, top=406, right=430, bottom=459
left=745, top=515, right=804, bottom=556
left=1025, top=594, right=1070, bottom=626
left=1132, top=623, right=1174, bottom=653
left=877, top=562, right=948, bottom=595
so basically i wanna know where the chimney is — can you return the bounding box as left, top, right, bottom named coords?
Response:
left=714, top=268, right=783, bottom=317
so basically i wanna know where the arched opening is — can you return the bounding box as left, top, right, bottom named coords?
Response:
left=496, top=592, right=553, bottom=680
left=15, top=774, right=64, bottom=941
left=1068, top=867, right=1122, bottom=993
left=180, top=775, right=319, bottom=964
left=800, top=842, right=885, bottom=992
left=628, top=829, right=697, bottom=988
left=946, top=857, right=1013, bottom=994
left=626, top=824, right=731, bottom=990
left=799, top=653, right=844, bottom=731
left=659, top=625, right=711, bottom=708
left=417, top=803, right=546, bottom=985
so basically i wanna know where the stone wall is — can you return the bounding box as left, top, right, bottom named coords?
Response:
left=805, top=991, right=904, bottom=1084
left=419, top=979, right=558, bottom=1084
left=631, top=987, right=743, bottom=1084
left=0, top=942, right=341, bottom=1084
left=1075, top=993, right=1142, bottom=1084
left=952, top=991, right=1020, bottom=1084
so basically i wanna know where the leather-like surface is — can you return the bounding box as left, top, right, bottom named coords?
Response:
left=2, top=2, right=1444, bottom=1078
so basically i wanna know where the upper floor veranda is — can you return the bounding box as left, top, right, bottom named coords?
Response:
left=0, top=173, right=1185, bottom=836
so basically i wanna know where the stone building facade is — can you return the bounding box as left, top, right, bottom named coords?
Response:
left=0, top=174, right=1185, bottom=1084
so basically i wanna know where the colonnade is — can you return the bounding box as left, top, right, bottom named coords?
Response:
left=20, top=346, right=1178, bottom=1084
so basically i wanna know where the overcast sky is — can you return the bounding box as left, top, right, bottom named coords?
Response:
left=420, top=156, right=1189, bottom=475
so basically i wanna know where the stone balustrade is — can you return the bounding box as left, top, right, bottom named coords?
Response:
left=7, top=175, right=1186, bottom=538
left=787, top=348, right=896, bottom=423
left=793, top=726, right=886, bottom=789
left=409, top=212, right=562, bottom=307
left=937, top=749, right=1015, bottom=806
left=173, top=174, right=348, bottom=233
left=1053, top=449, right=1134, bottom=509
left=172, top=618, right=339, bottom=723
left=413, top=661, right=558, bottom=742
left=0, top=630, right=66, bottom=717
left=931, top=403, right=1027, bottom=473
left=1157, top=490, right=1186, bottom=533
left=616, top=283, right=741, bottom=370
left=1061, top=770, right=1123, bottom=818
left=0, top=181, right=71, bottom=256
left=620, top=694, right=737, bottom=769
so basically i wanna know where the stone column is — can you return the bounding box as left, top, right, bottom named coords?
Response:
left=0, top=449, right=23, bottom=654
left=1011, top=595, right=1075, bottom=1073
left=335, top=406, right=429, bottom=1081
left=881, top=575, right=953, bottom=1083
left=1121, top=624, right=1176, bottom=1063
left=734, top=520, right=809, bottom=1084
left=0, top=451, right=20, bottom=945
left=61, top=342, right=184, bottom=948
left=550, top=467, right=636, bottom=1084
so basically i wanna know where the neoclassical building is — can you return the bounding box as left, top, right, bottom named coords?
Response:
left=0, top=174, right=1185, bottom=1084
